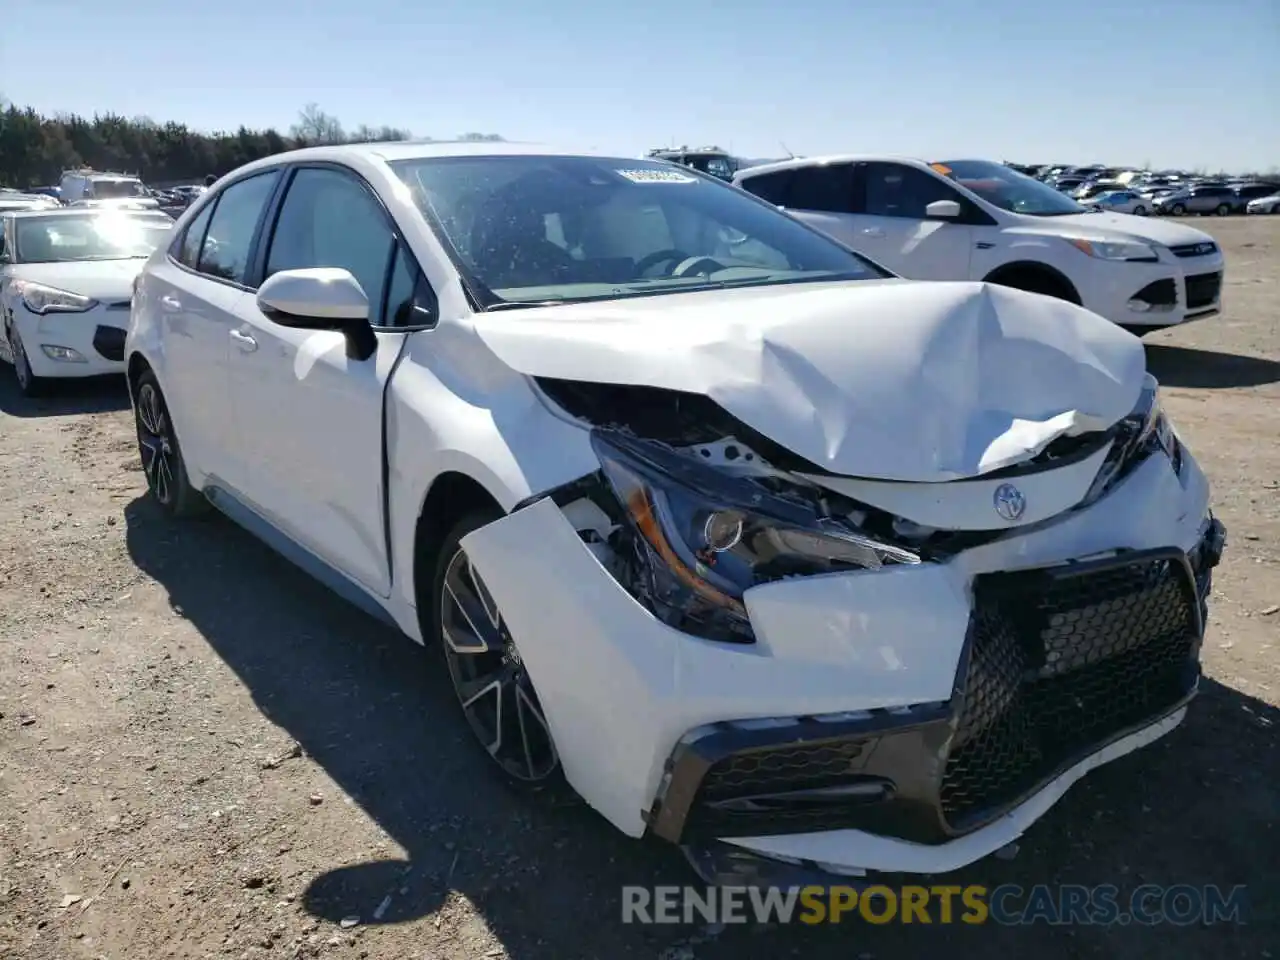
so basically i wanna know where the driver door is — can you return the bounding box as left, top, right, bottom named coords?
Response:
left=850, top=162, right=975, bottom=280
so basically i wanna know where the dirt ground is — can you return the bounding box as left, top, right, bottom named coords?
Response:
left=2, top=218, right=1277, bottom=960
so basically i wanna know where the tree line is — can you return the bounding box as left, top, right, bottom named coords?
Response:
left=0, top=100, right=504, bottom=189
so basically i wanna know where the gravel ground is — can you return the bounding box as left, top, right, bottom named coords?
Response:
left=2, top=217, right=1277, bottom=960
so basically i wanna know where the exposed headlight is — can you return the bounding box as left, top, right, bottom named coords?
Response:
left=1067, top=237, right=1160, bottom=263
left=592, top=431, right=920, bottom=643
left=1082, top=373, right=1180, bottom=506
left=13, top=281, right=97, bottom=315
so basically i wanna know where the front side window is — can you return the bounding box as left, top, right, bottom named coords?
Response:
left=936, top=159, right=1086, bottom=216
left=862, top=163, right=961, bottom=219
left=198, top=170, right=280, bottom=285
left=13, top=213, right=172, bottom=263
left=392, top=155, right=885, bottom=308
left=264, top=167, right=395, bottom=322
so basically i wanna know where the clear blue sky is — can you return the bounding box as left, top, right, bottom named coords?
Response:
left=3, top=0, right=1276, bottom=172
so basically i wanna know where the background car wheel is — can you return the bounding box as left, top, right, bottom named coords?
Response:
left=1215, top=203, right=1231, bottom=216
left=133, top=370, right=209, bottom=518
left=1171, top=203, right=1186, bottom=216
left=432, top=509, right=563, bottom=790
left=8, top=326, right=48, bottom=398
left=1134, top=206, right=1147, bottom=216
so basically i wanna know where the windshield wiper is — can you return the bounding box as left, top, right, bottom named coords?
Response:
left=484, top=299, right=567, bottom=312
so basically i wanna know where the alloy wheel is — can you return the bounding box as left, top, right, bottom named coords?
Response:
left=135, top=382, right=177, bottom=506
left=439, top=548, right=558, bottom=782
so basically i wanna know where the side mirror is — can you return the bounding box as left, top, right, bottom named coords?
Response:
left=925, top=199, right=963, bottom=220
left=256, top=267, right=377, bottom=361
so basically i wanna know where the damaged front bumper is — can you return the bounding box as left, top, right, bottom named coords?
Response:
left=458, top=446, right=1224, bottom=879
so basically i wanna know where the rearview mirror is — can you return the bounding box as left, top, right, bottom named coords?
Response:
left=925, top=199, right=963, bottom=220
left=257, top=267, right=377, bottom=361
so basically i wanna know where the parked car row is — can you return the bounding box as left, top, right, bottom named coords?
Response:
left=4, top=142, right=1227, bottom=888
left=998, top=163, right=1280, bottom=218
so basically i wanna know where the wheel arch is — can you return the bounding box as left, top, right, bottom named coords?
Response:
left=412, top=470, right=505, bottom=643
left=983, top=260, right=1082, bottom=305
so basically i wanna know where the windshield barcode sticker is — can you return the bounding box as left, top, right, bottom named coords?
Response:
left=616, top=169, right=699, bottom=184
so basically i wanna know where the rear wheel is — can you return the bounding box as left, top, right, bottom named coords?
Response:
left=133, top=370, right=209, bottom=518
left=1171, top=203, right=1186, bottom=216
left=1215, top=203, right=1231, bottom=216
left=432, top=509, right=561, bottom=788
left=1133, top=206, right=1147, bottom=216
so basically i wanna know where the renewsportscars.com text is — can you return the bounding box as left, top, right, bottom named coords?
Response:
left=622, top=884, right=1248, bottom=926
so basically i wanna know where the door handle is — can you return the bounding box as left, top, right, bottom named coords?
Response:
left=160, top=295, right=181, bottom=311
left=229, top=330, right=258, bottom=352
left=860, top=228, right=885, bottom=238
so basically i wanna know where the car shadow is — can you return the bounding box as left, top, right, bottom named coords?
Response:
left=123, top=497, right=1278, bottom=958
left=0, top=373, right=131, bottom=417
left=1145, top=344, right=1280, bottom=389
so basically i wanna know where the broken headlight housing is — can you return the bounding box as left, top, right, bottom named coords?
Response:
left=592, top=431, right=920, bottom=644
left=1082, top=373, right=1181, bottom=506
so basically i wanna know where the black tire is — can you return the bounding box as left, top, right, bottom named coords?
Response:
left=989, top=269, right=1076, bottom=304
left=1120, top=325, right=1153, bottom=338
left=133, top=369, right=209, bottom=518
left=430, top=508, right=564, bottom=791
left=1215, top=203, right=1231, bottom=216
left=1171, top=203, right=1186, bottom=216
left=1134, top=206, right=1147, bottom=216
left=7, top=325, right=49, bottom=398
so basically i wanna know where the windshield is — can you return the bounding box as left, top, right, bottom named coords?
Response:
left=93, top=179, right=147, bottom=199
left=391, top=155, right=888, bottom=308
left=936, top=159, right=1087, bottom=216
left=14, top=213, right=172, bottom=262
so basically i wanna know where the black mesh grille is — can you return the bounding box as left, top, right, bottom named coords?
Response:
left=1185, top=272, right=1222, bottom=309
left=941, top=556, right=1198, bottom=828
left=684, top=736, right=880, bottom=835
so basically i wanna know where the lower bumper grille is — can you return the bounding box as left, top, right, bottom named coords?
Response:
left=1185, top=271, right=1222, bottom=310
left=650, top=534, right=1222, bottom=849
left=940, top=553, right=1202, bottom=829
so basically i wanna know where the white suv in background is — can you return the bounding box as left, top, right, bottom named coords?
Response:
left=734, top=157, right=1225, bottom=335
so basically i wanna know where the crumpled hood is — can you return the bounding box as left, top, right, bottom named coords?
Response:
left=1043, top=212, right=1217, bottom=247
left=10, top=258, right=146, bottom=302
left=472, top=280, right=1148, bottom=482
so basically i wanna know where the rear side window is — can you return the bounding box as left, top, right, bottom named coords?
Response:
left=739, top=170, right=795, bottom=205
left=177, top=202, right=215, bottom=268
left=787, top=164, right=855, bottom=213
left=197, top=171, right=280, bottom=285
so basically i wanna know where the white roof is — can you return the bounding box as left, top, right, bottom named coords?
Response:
left=735, top=154, right=931, bottom=178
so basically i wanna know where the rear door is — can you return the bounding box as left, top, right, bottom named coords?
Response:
left=850, top=162, right=976, bottom=279
left=775, top=162, right=862, bottom=249
left=226, top=164, right=436, bottom=597
left=149, top=169, right=282, bottom=491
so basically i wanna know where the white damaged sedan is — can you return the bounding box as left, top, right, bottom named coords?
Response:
left=125, top=143, right=1225, bottom=885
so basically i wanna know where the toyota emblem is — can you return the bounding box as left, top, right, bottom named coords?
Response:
left=993, top=483, right=1027, bottom=522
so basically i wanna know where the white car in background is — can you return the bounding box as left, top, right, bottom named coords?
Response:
left=734, top=157, right=1225, bottom=335
left=1086, top=189, right=1150, bottom=215
left=1246, top=193, right=1280, bottom=214
left=0, top=208, right=173, bottom=396
left=125, top=142, right=1225, bottom=885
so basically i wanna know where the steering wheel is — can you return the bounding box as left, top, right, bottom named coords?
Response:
left=634, top=248, right=691, bottom=276
left=671, top=256, right=727, bottom=277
